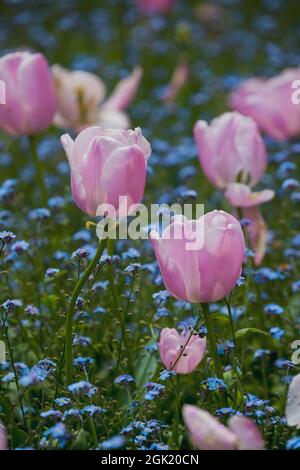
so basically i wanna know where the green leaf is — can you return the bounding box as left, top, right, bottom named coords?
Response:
left=235, top=328, right=269, bottom=339
left=210, top=313, right=230, bottom=323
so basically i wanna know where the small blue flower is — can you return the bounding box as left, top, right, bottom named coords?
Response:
left=274, top=359, right=295, bottom=369
left=53, top=397, right=71, bottom=407
left=28, top=208, right=51, bottom=220
left=0, top=231, right=16, bottom=244
left=292, top=280, right=300, bottom=293
left=45, top=268, right=60, bottom=279
left=68, top=381, right=94, bottom=394
left=81, top=405, right=106, bottom=417
left=11, top=240, right=29, bottom=255
left=98, top=435, right=125, bottom=450
left=73, top=356, right=95, bottom=369
left=114, top=374, right=135, bottom=385
left=286, top=437, right=300, bottom=450
left=202, top=377, right=228, bottom=392
left=43, top=423, right=71, bottom=447
left=1, top=298, right=22, bottom=312
left=159, top=369, right=176, bottom=381
left=254, top=349, right=271, bottom=359
left=40, top=410, right=62, bottom=421
left=25, top=304, right=40, bottom=316
left=144, top=382, right=165, bottom=400
left=269, top=327, right=285, bottom=339
left=264, top=303, right=284, bottom=315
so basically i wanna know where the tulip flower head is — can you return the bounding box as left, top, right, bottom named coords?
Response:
left=183, top=405, right=264, bottom=450
left=194, top=111, right=267, bottom=190
left=0, top=51, right=56, bottom=136
left=159, top=328, right=206, bottom=374
left=61, top=126, right=151, bottom=218
left=229, top=68, right=300, bottom=141
left=150, top=210, right=245, bottom=303
left=137, top=0, right=176, bottom=14
left=53, top=65, right=142, bottom=132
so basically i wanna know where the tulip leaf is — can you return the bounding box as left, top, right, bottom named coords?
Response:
left=235, top=328, right=269, bottom=339
left=210, top=313, right=230, bottom=323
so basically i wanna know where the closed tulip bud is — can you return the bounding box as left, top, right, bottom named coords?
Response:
left=183, top=405, right=264, bottom=450
left=194, top=112, right=267, bottom=190
left=137, top=0, right=176, bottom=14
left=229, top=69, right=300, bottom=141
left=0, top=51, right=56, bottom=136
left=150, top=210, right=245, bottom=303
left=159, top=328, right=206, bottom=374
left=61, top=126, right=151, bottom=217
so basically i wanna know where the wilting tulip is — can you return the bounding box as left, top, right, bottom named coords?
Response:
left=150, top=210, right=245, bottom=303
left=286, top=373, right=300, bottom=429
left=229, top=69, right=300, bottom=141
left=159, top=328, right=206, bottom=374
left=194, top=112, right=267, bottom=190
left=0, top=423, right=6, bottom=450
left=53, top=65, right=142, bottom=131
left=183, top=405, right=264, bottom=450
left=225, top=183, right=275, bottom=265
left=61, top=126, right=151, bottom=217
left=137, top=0, right=176, bottom=14
left=0, top=51, right=56, bottom=136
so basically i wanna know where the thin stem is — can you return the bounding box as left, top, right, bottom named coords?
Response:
left=65, top=237, right=106, bottom=385
left=106, top=238, right=119, bottom=312
left=29, top=135, right=47, bottom=206
left=201, top=302, right=223, bottom=379
left=224, top=296, right=236, bottom=348
left=1, top=311, right=27, bottom=431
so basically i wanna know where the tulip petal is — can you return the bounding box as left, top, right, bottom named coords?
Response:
left=286, top=373, right=300, bottom=429
left=228, top=416, right=264, bottom=450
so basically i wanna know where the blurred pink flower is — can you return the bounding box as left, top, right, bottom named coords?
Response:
left=161, top=61, right=190, bottom=102
left=183, top=405, right=264, bottom=450
left=159, top=328, right=206, bottom=374
left=137, top=0, right=176, bottom=14
left=229, top=68, right=300, bottom=141
left=0, top=423, right=7, bottom=450
left=0, top=51, right=56, bottom=136
left=61, top=126, right=151, bottom=217
left=150, top=210, right=245, bottom=303
left=224, top=183, right=275, bottom=265
left=194, top=112, right=267, bottom=189
left=53, top=65, right=142, bottom=132
left=286, top=373, right=300, bottom=429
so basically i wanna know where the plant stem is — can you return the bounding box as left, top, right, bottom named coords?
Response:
left=106, top=238, right=119, bottom=312
left=224, top=296, right=236, bottom=348
left=65, top=237, right=106, bottom=385
left=1, top=311, right=27, bottom=431
left=201, top=303, right=223, bottom=379
left=29, top=135, right=47, bottom=206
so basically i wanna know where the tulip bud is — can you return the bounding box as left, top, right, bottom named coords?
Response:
left=150, top=210, right=245, bottom=303
left=0, top=51, right=56, bottom=136
left=194, top=112, right=267, bottom=189
left=159, top=328, right=206, bottom=374
left=61, top=126, right=151, bottom=217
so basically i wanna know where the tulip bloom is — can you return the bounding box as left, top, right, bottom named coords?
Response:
left=194, top=112, right=267, bottom=190
left=53, top=65, right=142, bottom=132
left=159, top=328, right=206, bottom=374
left=225, top=183, right=275, bottom=265
left=0, top=51, right=56, bottom=136
left=229, top=69, right=300, bottom=141
left=150, top=210, right=245, bottom=303
left=61, top=126, right=151, bottom=217
left=286, top=373, right=300, bottom=429
left=137, top=0, right=176, bottom=14
left=183, top=405, right=264, bottom=450
left=0, top=423, right=6, bottom=450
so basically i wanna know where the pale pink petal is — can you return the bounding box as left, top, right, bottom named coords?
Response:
left=286, top=373, right=300, bottom=429
left=228, top=416, right=264, bottom=450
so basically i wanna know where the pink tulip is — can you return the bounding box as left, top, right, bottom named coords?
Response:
left=61, top=126, right=151, bottom=217
left=0, top=423, right=6, bottom=450
left=286, top=373, right=300, bottom=429
left=224, top=183, right=275, bottom=208
left=137, top=0, right=176, bottom=14
left=224, top=183, right=275, bottom=265
left=162, top=61, right=190, bottom=102
left=183, top=405, right=264, bottom=450
left=194, top=112, right=267, bottom=190
left=229, top=69, right=300, bottom=141
left=150, top=210, right=245, bottom=303
left=0, top=51, right=56, bottom=136
left=53, top=65, right=142, bottom=132
left=159, top=328, right=206, bottom=374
